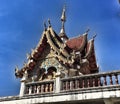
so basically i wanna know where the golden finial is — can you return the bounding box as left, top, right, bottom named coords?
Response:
left=61, top=5, right=66, bottom=22
left=61, top=5, right=66, bottom=30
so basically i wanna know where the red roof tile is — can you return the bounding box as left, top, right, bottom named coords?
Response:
left=66, top=35, right=86, bottom=51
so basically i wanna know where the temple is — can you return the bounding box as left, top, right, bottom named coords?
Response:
left=15, top=7, right=98, bottom=80
left=0, top=7, right=120, bottom=104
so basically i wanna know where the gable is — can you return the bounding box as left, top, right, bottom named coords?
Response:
left=15, top=23, right=99, bottom=79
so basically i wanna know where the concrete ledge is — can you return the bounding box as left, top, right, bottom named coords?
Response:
left=0, top=85, right=120, bottom=104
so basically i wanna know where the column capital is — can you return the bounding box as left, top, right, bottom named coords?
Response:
left=21, top=70, right=28, bottom=82
left=55, top=72, right=61, bottom=77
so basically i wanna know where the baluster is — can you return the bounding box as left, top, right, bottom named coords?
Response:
left=87, top=78, right=90, bottom=88
left=75, top=80, right=77, bottom=89
left=37, top=85, right=40, bottom=94
left=103, top=75, right=107, bottom=86
left=66, top=81, right=68, bottom=90
left=76, top=79, right=79, bottom=89
left=41, top=84, right=44, bottom=93
left=78, top=79, right=80, bottom=89
left=43, top=84, right=45, bottom=92
left=109, top=75, right=113, bottom=85
left=93, top=77, right=95, bottom=87
left=73, top=80, right=75, bottom=89
left=29, top=86, right=32, bottom=95
left=115, top=74, right=119, bottom=85
left=82, top=79, right=85, bottom=88
left=64, top=81, right=66, bottom=90
left=49, top=83, right=53, bottom=92
left=98, top=77, right=101, bottom=86
left=62, top=81, right=65, bottom=90
left=36, top=85, right=39, bottom=94
left=67, top=81, right=70, bottom=90
left=70, top=80, right=73, bottom=90
left=33, top=85, right=37, bottom=93
left=45, top=83, right=49, bottom=92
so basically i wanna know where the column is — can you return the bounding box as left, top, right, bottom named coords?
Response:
left=19, top=70, right=28, bottom=97
left=55, top=72, right=61, bottom=93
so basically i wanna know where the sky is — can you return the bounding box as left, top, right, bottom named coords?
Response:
left=0, top=0, right=120, bottom=97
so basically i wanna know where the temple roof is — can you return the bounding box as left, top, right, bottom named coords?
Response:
left=86, top=39, right=98, bottom=72
left=15, top=9, right=99, bottom=78
left=15, top=23, right=98, bottom=78
left=66, top=33, right=87, bottom=51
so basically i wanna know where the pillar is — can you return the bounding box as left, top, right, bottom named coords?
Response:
left=19, top=71, right=28, bottom=97
left=55, top=72, right=61, bottom=93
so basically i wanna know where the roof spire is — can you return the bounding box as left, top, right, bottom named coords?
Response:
left=61, top=5, right=66, bottom=23
left=60, top=5, right=66, bottom=34
left=59, top=5, right=68, bottom=42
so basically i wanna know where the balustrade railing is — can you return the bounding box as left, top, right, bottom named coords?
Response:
left=24, top=70, right=120, bottom=95
left=61, top=70, right=120, bottom=91
left=25, top=80, right=54, bottom=95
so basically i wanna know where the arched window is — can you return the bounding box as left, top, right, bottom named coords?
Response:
left=47, top=66, right=57, bottom=73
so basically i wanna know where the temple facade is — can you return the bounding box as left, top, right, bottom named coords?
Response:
left=0, top=7, right=120, bottom=104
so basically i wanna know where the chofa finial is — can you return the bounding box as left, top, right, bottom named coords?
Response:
left=43, top=21, right=47, bottom=31
left=93, top=32, right=97, bottom=40
left=48, top=18, right=51, bottom=27
left=15, top=65, right=19, bottom=71
left=86, top=28, right=90, bottom=33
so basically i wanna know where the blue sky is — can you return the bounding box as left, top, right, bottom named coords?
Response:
left=0, top=0, right=120, bottom=97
